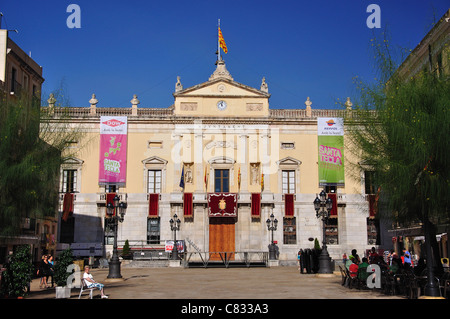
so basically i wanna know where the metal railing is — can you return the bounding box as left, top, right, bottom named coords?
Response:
left=42, top=105, right=362, bottom=120
left=183, top=251, right=269, bottom=268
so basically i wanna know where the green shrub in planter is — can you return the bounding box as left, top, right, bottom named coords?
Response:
left=1, top=245, right=34, bottom=298
left=314, top=238, right=321, bottom=250
left=54, top=248, right=74, bottom=287
left=121, top=239, right=133, bottom=259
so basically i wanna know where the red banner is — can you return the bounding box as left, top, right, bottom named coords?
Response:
left=106, top=193, right=116, bottom=217
left=328, top=193, right=338, bottom=216
left=207, top=193, right=237, bottom=217
left=368, top=194, right=376, bottom=217
left=285, top=194, right=294, bottom=217
left=148, top=193, right=159, bottom=218
left=62, top=193, right=74, bottom=221
left=251, top=193, right=261, bottom=217
left=184, top=193, right=193, bottom=217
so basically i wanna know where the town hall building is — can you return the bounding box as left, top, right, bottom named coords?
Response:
left=46, top=59, right=390, bottom=265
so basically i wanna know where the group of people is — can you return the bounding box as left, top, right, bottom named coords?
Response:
left=37, top=253, right=108, bottom=298
left=344, top=249, right=366, bottom=279
left=37, top=254, right=54, bottom=289
left=344, top=247, right=416, bottom=279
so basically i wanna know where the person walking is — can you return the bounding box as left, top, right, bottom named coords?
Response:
left=37, top=255, right=50, bottom=288
left=402, top=248, right=411, bottom=270
left=47, top=255, right=55, bottom=287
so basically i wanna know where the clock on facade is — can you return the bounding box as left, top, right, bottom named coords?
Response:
left=217, top=100, right=227, bottom=110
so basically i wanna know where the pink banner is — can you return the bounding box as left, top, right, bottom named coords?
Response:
left=99, top=116, right=127, bottom=185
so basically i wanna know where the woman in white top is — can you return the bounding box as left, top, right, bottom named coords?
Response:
left=83, top=266, right=108, bottom=298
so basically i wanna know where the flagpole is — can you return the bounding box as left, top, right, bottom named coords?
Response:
left=218, top=19, right=221, bottom=62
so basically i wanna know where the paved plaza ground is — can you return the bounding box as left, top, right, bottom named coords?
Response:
left=19, top=266, right=450, bottom=317
left=26, top=266, right=402, bottom=300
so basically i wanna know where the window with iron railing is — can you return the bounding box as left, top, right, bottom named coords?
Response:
left=283, top=217, right=296, bottom=244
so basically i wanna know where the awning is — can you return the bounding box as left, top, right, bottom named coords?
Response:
left=388, top=226, right=423, bottom=237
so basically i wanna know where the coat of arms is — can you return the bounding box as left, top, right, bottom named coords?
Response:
left=218, top=199, right=226, bottom=210
left=207, top=193, right=237, bottom=217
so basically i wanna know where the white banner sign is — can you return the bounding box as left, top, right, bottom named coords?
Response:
left=317, top=117, right=344, bottom=136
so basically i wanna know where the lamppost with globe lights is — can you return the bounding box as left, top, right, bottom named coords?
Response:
left=266, top=213, right=278, bottom=260
left=106, top=194, right=127, bottom=279
left=313, top=190, right=333, bottom=274
left=169, top=214, right=181, bottom=260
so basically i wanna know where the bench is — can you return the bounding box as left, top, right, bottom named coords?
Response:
left=78, top=278, right=95, bottom=299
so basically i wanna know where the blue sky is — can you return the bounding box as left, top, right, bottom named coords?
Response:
left=1, top=1, right=448, bottom=109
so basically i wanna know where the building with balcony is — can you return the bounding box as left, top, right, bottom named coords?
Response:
left=0, top=29, right=44, bottom=102
left=387, top=8, right=450, bottom=262
left=0, top=27, right=54, bottom=268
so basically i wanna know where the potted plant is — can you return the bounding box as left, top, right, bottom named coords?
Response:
left=0, top=245, right=33, bottom=298
left=54, top=247, right=74, bottom=298
left=312, top=238, right=322, bottom=273
left=121, top=239, right=133, bottom=260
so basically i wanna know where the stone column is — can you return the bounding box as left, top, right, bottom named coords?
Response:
left=172, top=133, right=183, bottom=192
left=260, top=132, right=270, bottom=193
left=238, top=134, right=248, bottom=192
left=194, top=131, right=204, bottom=192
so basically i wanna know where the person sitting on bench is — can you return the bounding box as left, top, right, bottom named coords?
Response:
left=83, top=266, right=108, bottom=298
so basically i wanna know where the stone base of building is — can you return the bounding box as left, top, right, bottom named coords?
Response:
left=168, top=260, right=182, bottom=267
left=315, top=273, right=335, bottom=278
left=268, top=260, right=279, bottom=267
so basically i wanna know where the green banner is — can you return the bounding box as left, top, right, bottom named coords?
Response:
left=318, top=118, right=345, bottom=186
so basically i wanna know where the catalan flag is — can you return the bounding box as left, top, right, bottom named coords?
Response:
left=218, top=27, right=228, bottom=54
left=204, top=165, right=208, bottom=191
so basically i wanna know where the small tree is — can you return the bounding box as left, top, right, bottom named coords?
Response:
left=121, top=239, right=131, bottom=257
left=314, top=238, right=321, bottom=250
left=1, top=245, right=33, bottom=298
left=54, top=248, right=74, bottom=287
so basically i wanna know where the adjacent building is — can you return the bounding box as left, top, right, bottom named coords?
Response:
left=388, top=8, right=449, bottom=261
left=0, top=28, right=54, bottom=267
left=0, top=29, right=44, bottom=101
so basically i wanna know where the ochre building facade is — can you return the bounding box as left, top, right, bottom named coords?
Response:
left=47, top=61, right=389, bottom=264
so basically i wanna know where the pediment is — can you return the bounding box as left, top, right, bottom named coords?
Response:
left=358, top=160, right=375, bottom=170
left=173, top=61, right=270, bottom=117
left=173, top=78, right=270, bottom=99
left=63, top=156, right=84, bottom=166
left=208, top=156, right=236, bottom=165
left=142, top=156, right=168, bottom=166
left=277, top=157, right=302, bottom=167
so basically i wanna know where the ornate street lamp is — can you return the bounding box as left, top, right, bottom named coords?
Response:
left=106, top=194, right=127, bottom=279
left=314, top=190, right=333, bottom=274
left=266, top=213, right=278, bottom=260
left=169, top=213, right=181, bottom=260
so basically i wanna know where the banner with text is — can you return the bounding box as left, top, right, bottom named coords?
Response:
left=318, top=117, right=344, bottom=186
left=99, top=116, right=128, bottom=186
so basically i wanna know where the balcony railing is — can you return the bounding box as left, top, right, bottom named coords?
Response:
left=42, top=105, right=356, bottom=120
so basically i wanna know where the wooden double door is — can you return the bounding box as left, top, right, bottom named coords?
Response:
left=209, top=217, right=235, bottom=261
